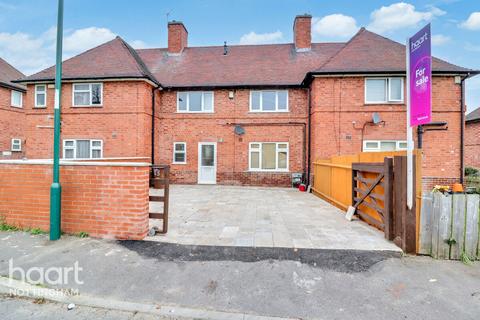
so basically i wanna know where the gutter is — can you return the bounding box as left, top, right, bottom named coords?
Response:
left=307, top=87, right=312, bottom=186
left=460, top=76, right=467, bottom=184
left=151, top=87, right=157, bottom=164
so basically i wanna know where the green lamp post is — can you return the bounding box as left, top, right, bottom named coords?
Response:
left=50, top=0, right=64, bottom=241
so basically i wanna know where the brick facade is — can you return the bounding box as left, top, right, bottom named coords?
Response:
left=0, top=161, right=150, bottom=239
left=0, top=87, right=25, bottom=159
left=310, top=76, right=463, bottom=191
left=157, top=88, right=308, bottom=186
left=23, top=81, right=154, bottom=160
left=465, top=120, right=480, bottom=169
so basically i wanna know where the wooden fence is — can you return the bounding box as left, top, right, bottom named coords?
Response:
left=419, top=192, right=480, bottom=260
left=312, top=151, right=422, bottom=252
left=312, top=151, right=422, bottom=211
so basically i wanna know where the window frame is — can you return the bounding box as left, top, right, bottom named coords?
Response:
left=176, top=91, right=214, bottom=113
left=11, top=138, right=22, bottom=152
left=248, top=142, right=289, bottom=172
left=249, top=90, right=289, bottom=112
left=62, top=139, right=103, bottom=159
left=363, top=140, right=407, bottom=152
left=72, top=83, right=103, bottom=107
left=10, top=90, right=23, bottom=108
left=34, top=84, right=47, bottom=108
left=364, top=77, right=404, bottom=104
left=172, top=142, right=187, bottom=164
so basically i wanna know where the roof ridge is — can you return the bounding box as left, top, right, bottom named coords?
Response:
left=315, top=27, right=365, bottom=72
left=117, top=37, right=160, bottom=85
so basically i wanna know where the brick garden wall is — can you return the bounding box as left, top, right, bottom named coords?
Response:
left=157, top=88, right=308, bottom=186
left=310, top=76, right=463, bottom=191
left=0, top=161, right=150, bottom=240
left=0, top=87, right=25, bottom=159
left=465, top=121, right=480, bottom=169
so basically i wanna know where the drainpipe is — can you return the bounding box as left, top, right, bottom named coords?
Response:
left=151, top=87, right=156, bottom=165
left=460, top=76, right=467, bottom=184
left=307, top=87, right=312, bottom=186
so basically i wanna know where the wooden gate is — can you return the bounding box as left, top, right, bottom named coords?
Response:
left=351, top=156, right=417, bottom=252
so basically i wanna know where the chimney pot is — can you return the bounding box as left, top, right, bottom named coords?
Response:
left=168, top=21, right=188, bottom=54
left=293, top=14, right=312, bottom=52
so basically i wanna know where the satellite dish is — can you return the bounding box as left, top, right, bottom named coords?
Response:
left=234, top=125, right=245, bottom=135
left=372, top=112, right=382, bottom=124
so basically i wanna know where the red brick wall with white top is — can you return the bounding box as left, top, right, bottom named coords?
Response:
left=310, top=76, right=463, bottom=191
left=156, top=88, right=308, bottom=186
left=0, top=162, right=150, bottom=240
left=23, top=81, right=154, bottom=160
left=465, top=121, right=480, bottom=169
left=0, top=87, right=25, bottom=159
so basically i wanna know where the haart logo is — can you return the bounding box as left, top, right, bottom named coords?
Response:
left=411, top=32, right=428, bottom=53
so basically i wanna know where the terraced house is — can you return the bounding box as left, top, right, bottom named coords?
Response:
left=11, top=15, right=478, bottom=190
left=0, top=58, right=25, bottom=159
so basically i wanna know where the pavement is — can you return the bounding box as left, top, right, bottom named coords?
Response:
left=1, top=231, right=479, bottom=319
left=149, top=185, right=400, bottom=251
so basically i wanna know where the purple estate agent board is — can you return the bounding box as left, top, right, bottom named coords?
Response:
left=409, top=24, right=432, bottom=126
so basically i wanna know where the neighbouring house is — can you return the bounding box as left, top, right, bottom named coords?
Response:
left=466, top=107, right=480, bottom=169
left=12, top=15, right=478, bottom=190
left=0, top=57, right=26, bottom=159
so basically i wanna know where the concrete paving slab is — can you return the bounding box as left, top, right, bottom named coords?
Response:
left=149, top=185, right=400, bottom=252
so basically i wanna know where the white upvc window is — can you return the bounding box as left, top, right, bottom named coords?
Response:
left=365, top=77, right=404, bottom=104
left=72, top=83, right=103, bottom=107
left=363, top=140, right=408, bottom=152
left=249, top=90, right=288, bottom=112
left=249, top=142, right=289, bottom=172
left=11, top=90, right=22, bottom=108
left=177, top=91, right=214, bottom=113
left=63, top=139, right=103, bottom=159
left=11, top=138, right=22, bottom=152
left=173, top=142, right=187, bottom=164
left=35, top=84, right=47, bottom=107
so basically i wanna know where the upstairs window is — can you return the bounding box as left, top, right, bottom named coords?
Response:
left=73, top=83, right=102, bottom=106
left=365, top=78, right=403, bottom=104
left=173, top=142, right=187, bottom=164
left=11, top=90, right=22, bottom=108
left=177, top=92, right=213, bottom=113
left=363, top=140, right=407, bottom=152
left=250, top=90, right=288, bottom=112
left=35, top=85, right=47, bottom=107
left=63, top=139, right=103, bottom=159
left=249, top=142, right=289, bottom=171
left=11, top=138, right=22, bottom=152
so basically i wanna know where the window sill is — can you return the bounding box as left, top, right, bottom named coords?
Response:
left=248, top=110, right=289, bottom=113
left=33, top=106, right=47, bottom=109
left=172, top=162, right=187, bottom=165
left=10, top=150, right=22, bottom=152
left=10, top=105, right=22, bottom=109
left=176, top=111, right=214, bottom=114
left=72, top=105, right=103, bottom=108
left=364, top=102, right=404, bottom=105
left=248, top=170, right=289, bottom=173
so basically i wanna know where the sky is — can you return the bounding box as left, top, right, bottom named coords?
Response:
left=0, top=0, right=479, bottom=112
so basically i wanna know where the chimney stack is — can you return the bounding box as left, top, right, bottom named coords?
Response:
left=293, top=14, right=312, bottom=52
left=168, top=21, right=188, bottom=55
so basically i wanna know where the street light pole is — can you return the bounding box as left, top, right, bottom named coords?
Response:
left=50, top=0, right=64, bottom=241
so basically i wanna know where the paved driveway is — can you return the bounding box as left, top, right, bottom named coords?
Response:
left=149, top=185, right=400, bottom=251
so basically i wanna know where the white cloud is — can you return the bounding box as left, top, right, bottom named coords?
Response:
left=239, top=31, right=283, bottom=45
left=312, top=14, right=358, bottom=40
left=130, top=40, right=152, bottom=49
left=431, top=34, right=451, bottom=46
left=460, top=12, right=480, bottom=30
left=0, top=26, right=147, bottom=75
left=368, top=2, right=446, bottom=33
left=63, top=27, right=116, bottom=53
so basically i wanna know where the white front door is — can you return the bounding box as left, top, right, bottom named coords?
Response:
left=198, top=142, right=216, bottom=184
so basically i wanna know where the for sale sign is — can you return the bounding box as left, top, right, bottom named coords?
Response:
left=409, top=24, right=432, bottom=126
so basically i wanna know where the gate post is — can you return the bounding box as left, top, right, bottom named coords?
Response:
left=383, top=157, right=394, bottom=241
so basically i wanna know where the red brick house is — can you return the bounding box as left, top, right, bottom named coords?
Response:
left=466, top=107, right=480, bottom=169
left=0, top=57, right=25, bottom=159
left=13, top=15, right=478, bottom=190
